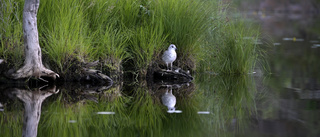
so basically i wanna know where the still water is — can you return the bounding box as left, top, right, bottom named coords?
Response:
left=1, top=3, right=320, bottom=137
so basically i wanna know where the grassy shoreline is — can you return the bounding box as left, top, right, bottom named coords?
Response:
left=0, top=0, right=263, bottom=81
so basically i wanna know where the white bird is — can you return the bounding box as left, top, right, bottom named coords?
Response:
left=162, top=44, right=177, bottom=71
left=161, top=87, right=176, bottom=112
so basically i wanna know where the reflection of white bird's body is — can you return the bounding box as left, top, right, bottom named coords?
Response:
left=162, top=44, right=177, bottom=70
left=161, top=87, right=176, bottom=111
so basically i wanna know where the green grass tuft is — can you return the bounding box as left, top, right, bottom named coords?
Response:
left=0, top=0, right=24, bottom=69
left=199, top=18, right=262, bottom=74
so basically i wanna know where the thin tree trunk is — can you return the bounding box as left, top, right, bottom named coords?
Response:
left=11, top=0, right=58, bottom=80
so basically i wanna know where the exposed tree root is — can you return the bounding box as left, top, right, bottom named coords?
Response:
left=10, top=65, right=59, bottom=82
left=1, top=59, right=113, bottom=84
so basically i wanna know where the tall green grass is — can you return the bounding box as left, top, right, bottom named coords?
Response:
left=199, top=18, right=261, bottom=74
left=154, top=0, right=214, bottom=64
left=0, top=98, right=24, bottom=137
left=38, top=0, right=92, bottom=75
left=0, top=0, right=24, bottom=69
left=84, top=0, right=130, bottom=74
left=128, top=25, right=166, bottom=75
left=1, top=0, right=263, bottom=78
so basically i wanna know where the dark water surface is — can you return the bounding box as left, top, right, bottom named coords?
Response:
left=236, top=0, right=320, bottom=136
left=1, top=2, right=320, bottom=137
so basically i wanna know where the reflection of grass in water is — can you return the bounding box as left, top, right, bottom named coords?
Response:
left=158, top=74, right=258, bottom=137
left=126, top=86, right=165, bottom=136
left=162, top=94, right=205, bottom=137
left=39, top=92, right=90, bottom=136
left=86, top=95, right=130, bottom=136
left=0, top=99, right=23, bottom=137
left=37, top=86, right=166, bottom=137
left=38, top=89, right=130, bottom=137
left=195, top=74, right=257, bottom=135
left=1, top=75, right=258, bottom=137
left=36, top=85, right=212, bottom=137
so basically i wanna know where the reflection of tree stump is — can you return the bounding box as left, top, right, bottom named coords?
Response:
left=7, top=85, right=58, bottom=137
left=60, top=82, right=113, bottom=104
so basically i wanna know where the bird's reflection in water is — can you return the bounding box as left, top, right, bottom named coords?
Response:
left=0, top=102, right=3, bottom=111
left=161, top=86, right=177, bottom=113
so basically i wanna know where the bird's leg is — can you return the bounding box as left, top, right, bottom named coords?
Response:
left=170, top=62, right=173, bottom=71
left=166, top=63, right=169, bottom=71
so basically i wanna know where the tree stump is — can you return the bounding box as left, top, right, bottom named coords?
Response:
left=11, top=0, right=58, bottom=81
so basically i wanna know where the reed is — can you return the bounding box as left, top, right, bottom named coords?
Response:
left=38, top=0, right=91, bottom=75
left=128, top=25, right=166, bottom=75
left=0, top=0, right=263, bottom=78
left=199, top=18, right=261, bottom=74
left=0, top=0, right=24, bottom=69
left=153, top=0, right=214, bottom=61
left=84, top=0, right=130, bottom=73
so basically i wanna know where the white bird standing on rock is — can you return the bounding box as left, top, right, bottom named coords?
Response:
left=162, top=44, right=177, bottom=71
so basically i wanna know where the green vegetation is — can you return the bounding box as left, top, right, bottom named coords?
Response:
left=198, top=18, right=262, bottom=74
left=195, top=73, right=258, bottom=135
left=38, top=0, right=91, bottom=74
left=0, top=73, right=259, bottom=137
left=0, top=0, right=262, bottom=79
left=0, top=98, right=23, bottom=137
left=0, top=0, right=24, bottom=69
